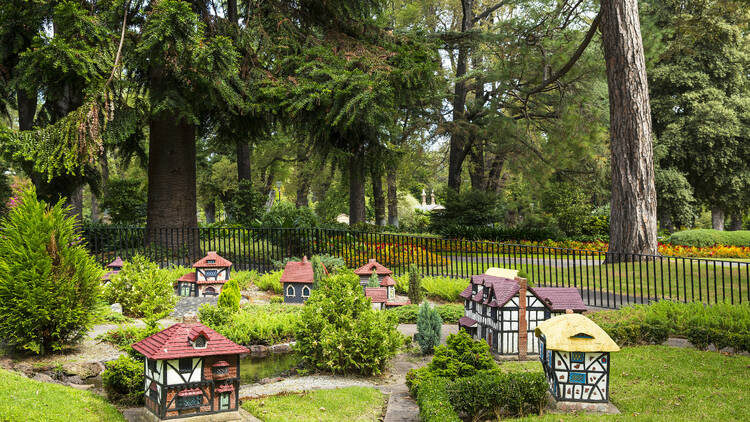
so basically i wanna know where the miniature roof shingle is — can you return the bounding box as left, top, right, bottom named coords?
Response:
left=280, top=256, right=326, bottom=284
left=458, top=316, right=478, bottom=327
left=530, top=287, right=587, bottom=312
left=459, top=285, right=473, bottom=299
left=380, top=275, right=396, bottom=287
left=192, top=251, right=232, bottom=268
left=365, top=287, right=388, bottom=303
left=215, top=384, right=235, bottom=393
left=535, top=313, right=620, bottom=352
left=386, top=299, right=411, bottom=307
left=131, top=323, right=249, bottom=360
left=178, top=272, right=197, bottom=282
left=353, top=259, right=392, bottom=276
left=107, top=257, right=125, bottom=268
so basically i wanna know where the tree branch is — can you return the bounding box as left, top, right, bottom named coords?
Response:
left=105, top=0, right=131, bottom=89
left=473, top=1, right=506, bottom=24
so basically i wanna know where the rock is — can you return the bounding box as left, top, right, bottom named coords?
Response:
left=66, top=375, right=84, bottom=385
left=13, top=362, right=34, bottom=377
left=110, top=303, right=123, bottom=314
left=62, top=361, right=104, bottom=379
left=182, top=313, right=199, bottom=323
left=68, top=382, right=93, bottom=391
left=0, top=358, right=14, bottom=371
left=270, top=343, right=292, bottom=353
left=32, top=373, right=55, bottom=383
left=259, top=377, right=282, bottom=385
left=249, top=345, right=268, bottom=356
left=240, top=298, right=249, bottom=306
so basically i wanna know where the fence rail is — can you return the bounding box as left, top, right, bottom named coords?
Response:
left=82, top=226, right=750, bottom=310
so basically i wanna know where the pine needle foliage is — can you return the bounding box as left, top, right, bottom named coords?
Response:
left=415, top=302, right=442, bottom=354
left=218, top=279, right=241, bottom=312
left=368, top=269, right=380, bottom=287
left=407, top=263, right=423, bottom=304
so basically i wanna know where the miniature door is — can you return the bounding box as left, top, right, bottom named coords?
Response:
left=219, top=392, right=230, bottom=410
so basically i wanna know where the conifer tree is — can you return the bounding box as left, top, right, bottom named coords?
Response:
left=415, top=301, right=442, bottom=354
left=368, top=270, right=380, bottom=287
left=407, top=263, right=423, bottom=304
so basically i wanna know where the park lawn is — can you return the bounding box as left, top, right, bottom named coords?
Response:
left=0, top=368, right=124, bottom=422
left=243, top=386, right=386, bottom=422
left=511, top=345, right=750, bottom=421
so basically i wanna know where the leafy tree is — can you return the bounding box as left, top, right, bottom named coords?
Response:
left=407, top=263, right=423, bottom=304
left=100, top=178, right=147, bottom=225
left=103, top=255, right=177, bottom=319
left=415, top=302, right=443, bottom=354
left=224, top=180, right=266, bottom=226
left=430, top=189, right=503, bottom=233
left=0, top=187, right=101, bottom=354
left=654, top=166, right=697, bottom=231
left=218, top=279, right=241, bottom=312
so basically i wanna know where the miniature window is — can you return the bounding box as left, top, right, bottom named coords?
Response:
left=286, top=285, right=295, bottom=297
left=572, top=333, right=594, bottom=339
left=568, top=372, right=586, bottom=384
left=177, top=395, right=201, bottom=409
left=213, top=366, right=229, bottom=376
left=205, top=269, right=218, bottom=277
left=179, top=358, right=193, bottom=373
left=207, top=259, right=215, bottom=264
left=302, top=286, right=311, bottom=297
left=571, top=352, right=585, bottom=363
left=194, top=336, right=206, bottom=349
left=148, top=359, right=158, bottom=374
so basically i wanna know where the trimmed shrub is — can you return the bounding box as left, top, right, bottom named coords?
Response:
left=407, top=264, right=423, bottom=304
left=255, top=270, right=283, bottom=294
left=102, top=255, right=177, bottom=318
left=386, top=304, right=464, bottom=324
left=415, top=302, right=442, bottom=354
left=218, top=279, right=241, bottom=312
left=102, top=355, right=144, bottom=406
left=200, top=303, right=300, bottom=345
left=415, top=377, right=460, bottom=422
left=294, top=273, right=403, bottom=375
left=446, top=371, right=548, bottom=419
left=0, top=187, right=101, bottom=354
left=667, top=229, right=750, bottom=247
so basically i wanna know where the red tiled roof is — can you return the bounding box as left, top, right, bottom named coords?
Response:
left=131, top=323, right=249, bottom=360
left=212, top=361, right=230, bottom=367
left=107, top=257, right=125, bottom=268
left=459, top=285, right=473, bottom=299
left=215, top=384, right=235, bottom=393
left=102, top=270, right=119, bottom=280
left=380, top=275, right=396, bottom=287
left=353, top=259, right=392, bottom=276
left=192, top=252, right=232, bottom=268
left=365, top=287, right=387, bottom=303
left=178, top=388, right=203, bottom=397
left=280, top=257, right=314, bottom=284
left=197, top=278, right=228, bottom=285
left=188, top=327, right=208, bottom=342
left=458, top=316, right=478, bottom=327
left=178, top=272, right=197, bottom=282
left=530, top=287, right=587, bottom=312
left=386, top=300, right=411, bottom=306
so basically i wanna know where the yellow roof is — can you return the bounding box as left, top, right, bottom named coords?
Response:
left=534, top=313, right=620, bottom=352
left=484, top=267, right=518, bottom=279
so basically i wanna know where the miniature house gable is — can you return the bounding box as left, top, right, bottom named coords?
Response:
left=176, top=252, right=233, bottom=298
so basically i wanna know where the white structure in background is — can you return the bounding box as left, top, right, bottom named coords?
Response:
left=416, top=189, right=445, bottom=212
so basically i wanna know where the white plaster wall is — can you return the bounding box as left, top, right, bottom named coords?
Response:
left=166, top=358, right=202, bottom=385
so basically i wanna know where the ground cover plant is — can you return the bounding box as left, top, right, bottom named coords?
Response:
left=0, top=367, right=124, bottom=422
left=0, top=188, right=102, bottom=355
left=242, top=386, right=386, bottom=422
left=254, top=270, right=283, bottom=294
left=589, top=301, right=750, bottom=352
left=102, top=254, right=178, bottom=318
left=396, top=273, right=470, bottom=302
left=199, top=303, right=301, bottom=345
left=667, top=229, right=750, bottom=247
left=386, top=303, right=464, bottom=324
left=294, top=273, right=403, bottom=375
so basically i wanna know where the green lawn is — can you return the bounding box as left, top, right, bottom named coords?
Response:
left=0, top=368, right=124, bottom=422
left=511, top=345, right=750, bottom=421
left=243, top=386, right=386, bottom=422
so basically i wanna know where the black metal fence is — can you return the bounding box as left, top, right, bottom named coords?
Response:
left=82, top=226, right=750, bottom=310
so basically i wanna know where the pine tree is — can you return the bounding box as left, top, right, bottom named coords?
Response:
left=407, top=264, right=423, bottom=304
left=415, top=302, right=442, bottom=354
left=218, top=279, right=241, bottom=312
left=368, top=269, right=380, bottom=287
left=311, top=255, right=326, bottom=289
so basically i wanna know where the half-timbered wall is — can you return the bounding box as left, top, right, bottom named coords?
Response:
left=197, top=268, right=229, bottom=282
left=166, top=357, right=203, bottom=385
left=541, top=344, right=611, bottom=402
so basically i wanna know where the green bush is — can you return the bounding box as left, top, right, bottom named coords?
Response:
left=102, top=355, right=144, bottom=406
left=200, top=304, right=300, bottom=345
left=100, top=178, right=147, bottom=225
left=446, top=371, right=548, bottom=419
left=97, top=323, right=161, bottom=360
left=255, top=270, right=283, bottom=294
left=294, top=273, right=403, bottom=375
left=415, top=302, right=442, bottom=354
left=407, top=264, right=423, bottom=304
left=102, top=255, right=178, bottom=318
left=386, top=304, right=464, bottom=324
left=224, top=180, right=266, bottom=226
left=270, top=296, right=283, bottom=304
left=429, top=189, right=504, bottom=231
left=218, top=279, right=241, bottom=312
left=367, top=270, right=380, bottom=287
left=667, top=229, right=750, bottom=247
left=233, top=270, right=259, bottom=290
left=261, top=202, right=319, bottom=228
left=415, top=377, right=460, bottom=422
left=0, top=187, right=102, bottom=354
left=397, top=273, right=469, bottom=302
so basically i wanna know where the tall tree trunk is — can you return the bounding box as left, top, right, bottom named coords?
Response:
left=468, top=141, right=486, bottom=191
left=66, top=185, right=84, bottom=221
left=348, top=154, right=366, bottom=224
left=447, top=0, right=474, bottom=191
left=729, top=213, right=743, bottom=231
left=711, top=207, right=725, bottom=230
left=90, top=192, right=100, bottom=223
left=17, top=88, right=37, bottom=131
left=236, top=141, right=251, bottom=181
left=486, top=154, right=506, bottom=193
left=295, top=179, right=310, bottom=208
left=146, top=113, right=199, bottom=256
left=387, top=164, right=398, bottom=227
left=204, top=201, right=216, bottom=224
left=601, top=0, right=658, bottom=260
left=371, top=165, right=386, bottom=226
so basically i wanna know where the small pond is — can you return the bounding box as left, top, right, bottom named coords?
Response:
left=239, top=352, right=300, bottom=384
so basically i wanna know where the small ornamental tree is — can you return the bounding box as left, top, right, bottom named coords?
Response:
left=0, top=187, right=102, bottom=354
left=103, top=255, right=177, bottom=318
left=407, top=264, right=423, bottom=304
left=311, top=255, right=326, bottom=288
left=368, top=269, right=380, bottom=287
left=294, top=273, right=403, bottom=375
left=218, top=279, right=241, bottom=312
left=415, top=302, right=443, bottom=354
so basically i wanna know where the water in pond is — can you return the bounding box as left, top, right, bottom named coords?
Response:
left=240, top=352, right=300, bottom=384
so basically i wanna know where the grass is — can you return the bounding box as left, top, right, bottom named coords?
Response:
left=243, top=386, right=386, bottom=422
left=0, top=368, right=124, bottom=422
left=509, top=345, right=750, bottom=421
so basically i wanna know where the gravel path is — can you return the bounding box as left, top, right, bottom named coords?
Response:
left=238, top=375, right=378, bottom=399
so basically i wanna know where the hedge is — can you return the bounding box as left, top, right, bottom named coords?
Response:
left=667, top=229, right=750, bottom=247
left=415, top=377, right=460, bottom=422
left=386, top=304, right=464, bottom=324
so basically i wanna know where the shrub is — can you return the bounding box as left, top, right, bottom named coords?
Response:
left=0, top=187, right=101, bottom=354
left=420, top=276, right=469, bottom=302
left=200, top=304, right=300, bottom=345
left=427, top=331, right=496, bottom=378
left=446, top=371, right=547, bottom=419
left=254, top=270, right=283, bottom=294
left=407, top=264, right=423, bottom=304
left=97, top=323, right=161, bottom=360
left=218, top=279, right=241, bottom=312
left=667, top=229, right=750, bottom=247
left=386, top=304, right=464, bottom=324
left=233, top=270, right=259, bottom=290
left=429, top=189, right=504, bottom=231
left=367, top=270, right=380, bottom=287
left=294, top=273, right=403, bottom=375
left=415, top=377, right=460, bottom=422
left=197, top=303, right=234, bottom=327
left=415, top=302, right=442, bottom=354
left=102, top=255, right=177, bottom=318
left=102, top=355, right=144, bottom=406
left=261, top=202, right=319, bottom=228
left=270, top=296, right=283, bottom=304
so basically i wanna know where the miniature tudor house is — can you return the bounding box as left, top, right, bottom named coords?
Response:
left=280, top=256, right=327, bottom=303
left=354, top=259, right=410, bottom=310
left=458, top=273, right=586, bottom=357
left=535, top=313, right=620, bottom=403
left=131, top=322, right=249, bottom=420
left=102, top=256, right=125, bottom=283
left=176, top=252, right=233, bottom=297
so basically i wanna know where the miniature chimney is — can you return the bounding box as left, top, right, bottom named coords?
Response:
left=517, top=276, right=528, bottom=360
left=421, top=189, right=427, bottom=206
left=302, top=256, right=308, bottom=263
left=565, top=309, right=574, bottom=314
left=430, top=190, right=436, bottom=206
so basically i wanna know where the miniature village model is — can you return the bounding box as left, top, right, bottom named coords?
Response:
left=458, top=271, right=586, bottom=356
left=535, top=313, right=620, bottom=404
left=102, top=256, right=124, bottom=283
left=176, top=252, right=233, bottom=297
left=280, top=256, right=327, bottom=303
left=131, top=322, right=249, bottom=420
left=354, top=259, right=410, bottom=310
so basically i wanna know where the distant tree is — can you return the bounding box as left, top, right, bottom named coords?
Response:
left=407, top=264, right=423, bottom=304
left=415, top=302, right=442, bottom=354
left=100, top=178, right=147, bottom=225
